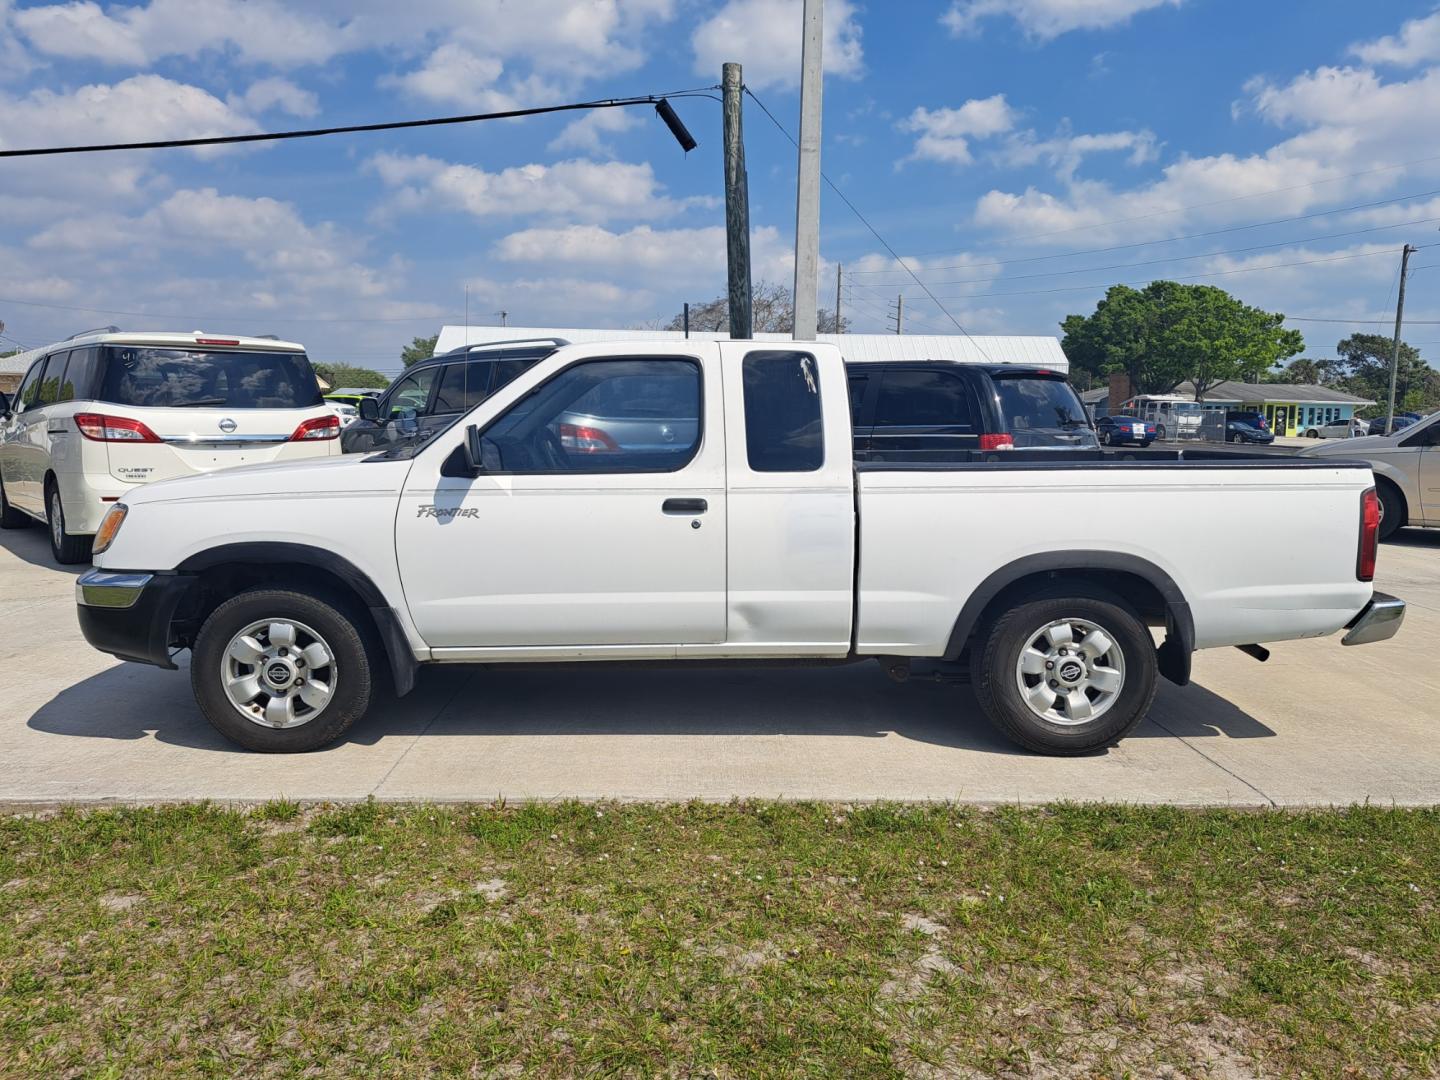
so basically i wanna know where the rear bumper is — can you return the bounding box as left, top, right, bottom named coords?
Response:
left=1342, top=592, right=1406, bottom=646
left=75, top=569, right=193, bottom=669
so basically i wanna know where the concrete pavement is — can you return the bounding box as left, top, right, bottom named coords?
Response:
left=2, top=521, right=1437, bottom=807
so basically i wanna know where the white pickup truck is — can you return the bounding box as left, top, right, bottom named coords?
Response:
left=75, top=340, right=1404, bottom=755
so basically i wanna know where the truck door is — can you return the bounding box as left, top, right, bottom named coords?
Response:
left=721, top=345, right=855, bottom=654
left=394, top=345, right=727, bottom=649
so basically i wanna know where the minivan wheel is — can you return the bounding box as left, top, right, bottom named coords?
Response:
left=45, top=484, right=92, bottom=564
left=192, top=588, right=374, bottom=752
left=0, top=477, right=29, bottom=529
left=1376, top=480, right=1405, bottom=542
left=970, top=592, right=1157, bottom=755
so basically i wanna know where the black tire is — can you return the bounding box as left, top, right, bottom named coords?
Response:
left=44, top=482, right=92, bottom=565
left=1101, top=431, right=1114, bottom=447
left=1306, top=429, right=1320, bottom=439
left=970, top=591, right=1158, bottom=755
left=1376, top=480, right=1405, bottom=542
left=0, top=476, right=30, bottom=529
left=191, top=587, right=375, bottom=752
left=1228, top=433, right=1242, bottom=443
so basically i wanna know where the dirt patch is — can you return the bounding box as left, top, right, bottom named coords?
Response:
left=98, top=893, right=143, bottom=913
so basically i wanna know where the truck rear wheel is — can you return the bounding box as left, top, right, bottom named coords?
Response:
left=970, top=592, right=1157, bottom=755
left=191, top=588, right=374, bottom=752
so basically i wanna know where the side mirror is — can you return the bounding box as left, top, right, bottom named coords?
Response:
left=463, top=424, right=485, bottom=473
left=357, top=396, right=380, bottom=421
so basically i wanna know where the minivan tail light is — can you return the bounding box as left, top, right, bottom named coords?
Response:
left=1358, top=488, right=1379, bottom=581
left=290, top=415, right=340, bottom=441
left=558, top=422, right=619, bottom=453
left=74, top=413, right=161, bottom=443
left=979, top=433, right=1014, bottom=450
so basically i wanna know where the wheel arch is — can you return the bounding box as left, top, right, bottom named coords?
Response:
left=1370, top=468, right=1410, bottom=527
left=944, top=550, right=1195, bottom=686
left=171, top=542, right=418, bottom=695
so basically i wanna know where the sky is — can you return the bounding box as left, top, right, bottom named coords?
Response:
left=3, top=0, right=1440, bottom=374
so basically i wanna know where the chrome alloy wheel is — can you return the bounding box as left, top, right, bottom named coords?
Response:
left=221, top=618, right=336, bottom=729
left=49, top=491, right=64, bottom=550
left=1014, top=617, right=1126, bottom=726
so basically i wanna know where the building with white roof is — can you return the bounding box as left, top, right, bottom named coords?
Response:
left=432, top=325, right=1069, bottom=371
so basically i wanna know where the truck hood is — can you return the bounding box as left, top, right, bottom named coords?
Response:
left=121, top=453, right=413, bottom=505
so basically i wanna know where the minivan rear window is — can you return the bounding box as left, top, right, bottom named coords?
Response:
left=96, top=347, right=323, bottom=409
left=992, top=373, right=1094, bottom=445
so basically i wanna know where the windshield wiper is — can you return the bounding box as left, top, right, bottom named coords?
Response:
left=168, top=398, right=230, bottom=408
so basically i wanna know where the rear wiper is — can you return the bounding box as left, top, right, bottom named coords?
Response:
left=169, top=398, right=229, bottom=408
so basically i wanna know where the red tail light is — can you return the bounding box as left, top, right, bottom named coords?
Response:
left=979, top=433, right=1015, bottom=450
left=557, top=422, right=619, bottom=453
left=290, top=415, right=340, bottom=441
left=1358, top=488, right=1379, bottom=581
left=74, top=413, right=161, bottom=443
left=195, top=337, right=240, bottom=346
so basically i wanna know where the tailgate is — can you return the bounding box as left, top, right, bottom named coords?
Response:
left=103, top=408, right=334, bottom=484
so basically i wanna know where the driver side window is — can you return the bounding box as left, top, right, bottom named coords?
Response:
left=480, top=358, right=701, bottom=474
left=387, top=368, right=436, bottom=418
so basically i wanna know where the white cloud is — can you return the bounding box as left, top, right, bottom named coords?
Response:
left=494, top=223, right=794, bottom=284
left=691, top=0, right=863, bottom=90
left=368, top=153, right=700, bottom=223
left=234, top=77, right=319, bottom=118
left=1351, top=9, right=1440, bottom=67
left=998, top=127, right=1159, bottom=178
left=942, top=0, right=1181, bottom=40
left=379, top=43, right=512, bottom=111
left=548, top=109, right=641, bottom=156
left=902, top=95, right=1017, bottom=165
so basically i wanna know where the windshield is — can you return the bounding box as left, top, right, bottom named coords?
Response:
left=97, top=347, right=323, bottom=409
left=993, top=375, right=1099, bottom=448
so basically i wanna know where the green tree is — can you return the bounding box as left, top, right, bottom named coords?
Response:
left=1060, top=282, right=1303, bottom=398
left=1267, top=357, right=1340, bottom=386
left=665, top=280, right=849, bottom=335
left=312, top=362, right=391, bottom=389
left=401, top=334, right=438, bottom=367
left=1331, top=333, right=1439, bottom=416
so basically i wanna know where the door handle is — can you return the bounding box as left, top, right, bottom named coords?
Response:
left=662, top=498, right=707, bottom=515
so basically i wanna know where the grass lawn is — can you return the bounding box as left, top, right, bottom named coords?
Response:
left=2, top=801, right=1437, bottom=1077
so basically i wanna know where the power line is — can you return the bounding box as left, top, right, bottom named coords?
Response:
left=0, top=89, right=716, bottom=158
left=918, top=247, right=1395, bottom=301
left=846, top=216, right=1440, bottom=291
left=846, top=189, right=1440, bottom=276
left=743, top=86, right=993, bottom=359
left=1286, top=315, right=1440, bottom=325
left=898, top=151, right=1440, bottom=250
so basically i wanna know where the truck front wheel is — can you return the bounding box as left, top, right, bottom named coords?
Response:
left=191, top=588, right=375, bottom=752
left=970, top=593, right=1157, bottom=755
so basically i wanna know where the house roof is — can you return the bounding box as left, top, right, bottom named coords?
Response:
left=1176, top=379, right=1373, bottom=405
left=1079, top=387, right=1109, bottom=404
left=431, top=325, right=1069, bottom=374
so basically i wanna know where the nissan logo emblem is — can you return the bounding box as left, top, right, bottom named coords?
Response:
left=218, top=418, right=237, bottom=433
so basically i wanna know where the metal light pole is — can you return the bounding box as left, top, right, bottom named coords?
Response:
left=791, top=0, right=823, bottom=341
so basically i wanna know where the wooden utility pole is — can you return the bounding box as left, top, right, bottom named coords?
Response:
left=1386, top=243, right=1417, bottom=433
left=890, top=294, right=903, bottom=335
left=791, top=0, right=824, bottom=340
left=722, top=63, right=752, bottom=340
left=834, top=263, right=842, bottom=333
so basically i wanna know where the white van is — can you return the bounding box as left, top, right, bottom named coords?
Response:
left=0, top=330, right=339, bottom=563
left=1119, top=394, right=1204, bottom=440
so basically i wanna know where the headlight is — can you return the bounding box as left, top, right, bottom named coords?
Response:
left=92, top=503, right=129, bottom=555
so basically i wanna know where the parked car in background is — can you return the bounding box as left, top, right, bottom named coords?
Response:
left=0, top=330, right=337, bottom=563
left=76, top=339, right=1402, bottom=758
left=847, top=362, right=1098, bottom=458
left=1095, top=414, right=1156, bottom=447
left=1298, top=409, right=1440, bottom=539
left=327, top=402, right=359, bottom=427
left=342, top=338, right=564, bottom=454
left=1304, top=417, right=1370, bottom=439
left=1120, top=394, right=1204, bottom=440
left=1225, top=410, right=1270, bottom=432
left=324, top=388, right=383, bottom=410
left=1226, top=421, right=1275, bottom=445
left=1365, top=415, right=1419, bottom=437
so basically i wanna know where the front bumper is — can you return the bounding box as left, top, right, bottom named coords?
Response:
left=76, top=569, right=194, bottom=669
left=1342, top=591, right=1406, bottom=646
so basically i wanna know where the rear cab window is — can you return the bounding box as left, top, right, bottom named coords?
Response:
left=96, top=347, right=322, bottom=409
left=990, top=371, right=1097, bottom=448
left=742, top=350, right=823, bottom=472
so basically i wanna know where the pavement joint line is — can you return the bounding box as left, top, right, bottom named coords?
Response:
left=368, top=671, right=475, bottom=797
left=1146, top=716, right=1278, bottom=808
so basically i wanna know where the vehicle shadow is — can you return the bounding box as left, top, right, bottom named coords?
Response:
left=1386, top=526, right=1440, bottom=549
left=28, top=655, right=1274, bottom=755
left=0, top=522, right=88, bottom=575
